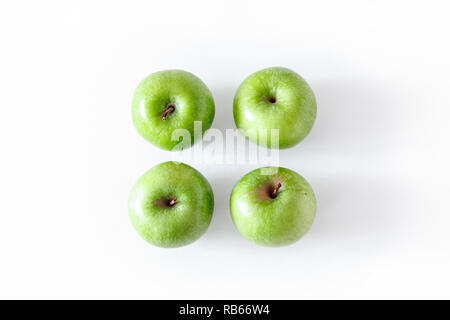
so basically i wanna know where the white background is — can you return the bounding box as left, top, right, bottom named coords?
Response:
left=1, top=0, right=449, bottom=299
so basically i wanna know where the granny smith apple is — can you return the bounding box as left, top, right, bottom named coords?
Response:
left=128, top=161, right=214, bottom=248
left=132, top=70, right=215, bottom=150
left=233, top=67, right=316, bottom=149
left=230, top=167, right=316, bottom=246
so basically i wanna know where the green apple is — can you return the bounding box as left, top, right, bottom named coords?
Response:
left=233, top=67, right=316, bottom=149
left=230, top=167, right=316, bottom=246
left=128, top=161, right=214, bottom=248
left=132, top=70, right=215, bottom=150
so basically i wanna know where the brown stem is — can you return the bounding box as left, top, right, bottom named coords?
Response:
left=168, top=198, right=178, bottom=207
left=162, top=104, right=175, bottom=121
left=271, top=183, right=282, bottom=199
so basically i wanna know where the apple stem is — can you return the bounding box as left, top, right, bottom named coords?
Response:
left=169, top=198, right=178, bottom=206
left=162, top=104, right=176, bottom=121
left=271, top=183, right=282, bottom=198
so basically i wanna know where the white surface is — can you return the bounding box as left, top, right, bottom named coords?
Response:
left=1, top=0, right=450, bottom=299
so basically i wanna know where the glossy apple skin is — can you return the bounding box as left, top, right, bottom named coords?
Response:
left=132, top=70, right=215, bottom=150
left=234, top=67, right=316, bottom=149
left=128, top=162, right=214, bottom=248
left=230, top=167, right=316, bottom=246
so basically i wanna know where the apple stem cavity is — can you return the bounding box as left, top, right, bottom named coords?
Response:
left=153, top=196, right=179, bottom=208
left=162, top=104, right=176, bottom=121
left=268, top=97, right=277, bottom=104
left=270, top=182, right=282, bottom=199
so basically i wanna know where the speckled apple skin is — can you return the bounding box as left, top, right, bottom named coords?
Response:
left=230, top=167, right=316, bottom=247
left=233, top=67, right=316, bottom=149
left=128, top=162, right=214, bottom=248
left=132, top=70, right=215, bottom=151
